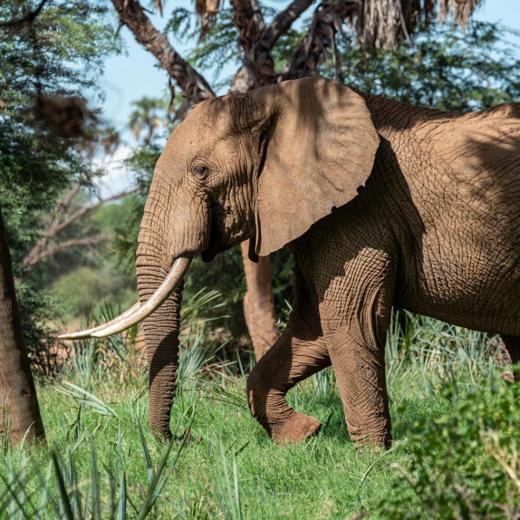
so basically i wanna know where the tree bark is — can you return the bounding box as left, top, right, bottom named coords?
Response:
left=110, top=0, right=214, bottom=103
left=0, top=208, right=45, bottom=444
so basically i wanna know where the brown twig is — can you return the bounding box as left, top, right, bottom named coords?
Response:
left=262, top=0, right=315, bottom=48
left=282, top=0, right=357, bottom=80
left=26, top=235, right=108, bottom=266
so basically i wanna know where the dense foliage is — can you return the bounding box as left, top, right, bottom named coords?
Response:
left=380, top=380, right=520, bottom=518
left=0, top=0, right=119, bottom=363
left=341, top=21, right=520, bottom=110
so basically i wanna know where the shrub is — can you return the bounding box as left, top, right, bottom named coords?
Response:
left=379, top=377, right=520, bottom=519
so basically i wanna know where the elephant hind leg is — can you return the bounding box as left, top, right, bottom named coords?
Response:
left=247, top=268, right=331, bottom=444
left=501, top=335, right=520, bottom=383
left=247, top=330, right=330, bottom=444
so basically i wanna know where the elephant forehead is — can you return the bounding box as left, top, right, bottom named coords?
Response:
left=154, top=104, right=223, bottom=182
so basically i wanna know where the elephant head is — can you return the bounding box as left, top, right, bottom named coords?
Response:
left=61, top=77, right=380, bottom=439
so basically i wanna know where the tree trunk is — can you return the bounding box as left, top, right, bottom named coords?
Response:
left=0, top=208, right=45, bottom=444
left=240, top=242, right=279, bottom=360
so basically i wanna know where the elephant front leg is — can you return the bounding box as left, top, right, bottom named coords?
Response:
left=247, top=326, right=330, bottom=444
left=326, top=326, right=391, bottom=447
left=320, top=264, right=395, bottom=448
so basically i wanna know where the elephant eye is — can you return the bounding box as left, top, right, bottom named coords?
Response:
left=192, top=164, right=210, bottom=177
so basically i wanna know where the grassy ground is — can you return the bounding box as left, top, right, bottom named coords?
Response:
left=1, top=314, right=518, bottom=519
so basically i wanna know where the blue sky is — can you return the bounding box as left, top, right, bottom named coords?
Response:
left=100, top=0, right=520, bottom=129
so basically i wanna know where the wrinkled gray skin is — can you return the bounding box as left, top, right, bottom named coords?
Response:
left=136, top=77, right=520, bottom=444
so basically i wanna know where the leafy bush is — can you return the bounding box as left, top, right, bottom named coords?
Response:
left=52, top=267, right=135, bottom=319
left=379, top=377, right=520, bottom=519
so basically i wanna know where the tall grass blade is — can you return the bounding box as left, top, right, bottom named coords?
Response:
left=233, top=457, right=242, bottom=520
left=66, top=453, right=84, bottom=519
left=50, top=451, right=75, bottom=520
left=135, top=430, right=190, bottom=520
left=118, top=472, right=127, bottom=520
left=0, top=471, right=33, bottom=520
left=219, top=444, right=242, bottom=520
left=137, top=421, right=154, bottom=486
left=57, top=382, right=118, bottom=417
left=90, top=443, right=101, bottom=520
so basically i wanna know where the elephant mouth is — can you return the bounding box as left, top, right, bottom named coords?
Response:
left=201, top=249, right=216, bottom=262
left=200, top=207, right=225, bottom=262
left=200, top=228, right=247, bottom=262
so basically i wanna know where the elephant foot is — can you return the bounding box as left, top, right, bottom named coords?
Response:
left=348, top=424, right=392, bottom=450
left=270, top=412, right=321, bottom=444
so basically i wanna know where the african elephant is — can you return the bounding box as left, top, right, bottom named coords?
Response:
left=62, top=77, right=520, bottom=446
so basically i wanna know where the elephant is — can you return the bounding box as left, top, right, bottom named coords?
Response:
left=61, top=77, right=520, bottom=447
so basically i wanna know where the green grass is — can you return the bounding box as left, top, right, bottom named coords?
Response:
left=1, top=313, right=518, bottom=519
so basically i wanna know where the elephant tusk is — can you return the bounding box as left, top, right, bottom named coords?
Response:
left=90, top=256, right=192, bottom=338
left=58, top=303, right=141, bottom=340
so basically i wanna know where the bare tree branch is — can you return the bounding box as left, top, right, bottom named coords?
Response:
left=51, top=189, right=138, bottom=238
left=24, top=236, right=108, bottom=268
left=110, top=0, right=214, bottom=103
left=231, top=0, right=265, bottom=53
left=56, top=183, right=81, bottom=216
left=282, top=0, right=357, bottom=80
left=229, top=0, right=273, bottom=91
left=229, top=0, right=317, bottom=91
left=23, top=188, right=136, bottom=270
left=263, top=0, right=315, bottom=48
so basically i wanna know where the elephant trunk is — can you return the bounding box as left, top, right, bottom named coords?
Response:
left=134, top=220, right=182, bottom=440
left=58, top=177, right=198, bottom=440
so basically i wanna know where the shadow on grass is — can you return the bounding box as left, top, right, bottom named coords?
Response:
left=290, top=383, right=446, bottom=444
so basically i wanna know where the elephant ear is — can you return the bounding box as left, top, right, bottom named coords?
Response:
left=254, top=77, right=380, bottom=256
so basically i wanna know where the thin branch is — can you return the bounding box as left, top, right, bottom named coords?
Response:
left=229, top=0, right=273, bottom=90
left=24, top=236, right=108, bottom=267
left=263, top=0, right=315, bottom=48
left=22, top=189, right=136, bottom=270
left=230, top=0, right=265, bottom=54
left=50, top=189, right=137, bottom=238
left=230, top=0, right=316, bottom=90
left=57, top=184, right=81, bottom=214
left=282, top=0, right=357, bottom=80
left=110, top=0, right=214, bottom=103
